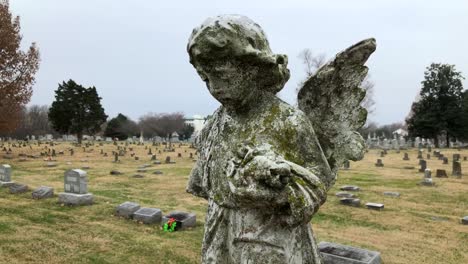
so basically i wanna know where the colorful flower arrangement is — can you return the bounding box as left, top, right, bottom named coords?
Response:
left=163, top=217, right=177, bottom=232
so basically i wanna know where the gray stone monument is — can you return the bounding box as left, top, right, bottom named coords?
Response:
left=0, top=164, right=14, bottom=187
left=186, top=15, right=377, bottom=263
left=58, top=169, right=93, bottom=205
left=421, top=169, right=435, bottom=186
left=418, top=159, right=427, bottom=172
left=452, top=160, right=462, bottom=178
left=403, top=153, right=409, bottom=160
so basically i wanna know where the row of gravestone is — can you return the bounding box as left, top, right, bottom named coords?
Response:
left=1, top=164, right=198, bottom=231
left=114, top=201, right=196, bottom=231
left=0, top=164, right=93, bottom=205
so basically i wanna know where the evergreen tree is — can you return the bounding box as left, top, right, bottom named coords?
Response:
left=407, top=63, right=464, bottom=147
left=48, top=80, right=107, bottom=143
left=104, top=113, right=139, bottom=140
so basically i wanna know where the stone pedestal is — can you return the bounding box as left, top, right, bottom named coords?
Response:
left=319, top=242, right=382, bottom=264
left=58, top=192, right=93, bottom=205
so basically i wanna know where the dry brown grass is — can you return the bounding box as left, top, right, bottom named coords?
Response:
left=0, top=142, right=467, bottom=263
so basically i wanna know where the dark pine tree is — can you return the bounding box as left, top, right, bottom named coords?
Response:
left=48, top=80, right=107, bottom=143
left=406, top=63, right=464, bottom=147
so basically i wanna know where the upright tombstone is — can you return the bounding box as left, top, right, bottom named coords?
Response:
left=417, top=150, right=423, bottom=159
left=443, top=157, right=448, bottom=164
left=426, top=154, right=431, bottom=160
left=453, top=154, right=461, bottom=162
left=452, top=160, right=462, bottom=178
left=435, top=169, right=448, bottom=178
left=343, top=160, right=350, bottom=170
left=58, top=169, right=93, bottom=205
left=0, top=164, right=14, bottom=187
left=418, top=159, right=427, bottom=173
left=421, top=169, right=434, bottom=186
left=375, top=159, right=384, bottom=167
left=403, top=153, right=409, bottom=161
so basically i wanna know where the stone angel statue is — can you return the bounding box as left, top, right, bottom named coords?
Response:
left=186, top=14, right=376, bottom=264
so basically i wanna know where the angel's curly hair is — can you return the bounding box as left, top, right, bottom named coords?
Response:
left=187, top=15, right=290, bottom=94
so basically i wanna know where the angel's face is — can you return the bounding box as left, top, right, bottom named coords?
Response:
left=198, top=58, right=260, bottom=109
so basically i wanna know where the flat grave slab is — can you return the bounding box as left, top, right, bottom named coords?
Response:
left=133, top=207, right=162, bottom=224
left=340, top=185, right=360, bottom=192
left=365, top=203, right=384, bottom=211
left=115, top=201, right=140, bottom=218
left=340, top=198, right=361, bottom=207
left=383, top=192, right=400, bottom=198
left=462, top=216, right=468, bottom=225
left=319, top=241, right=382, bottom=264
left=32, top=186, right=54, bottom=199
left=335, top=192, right=356, bottom=198
left=9, top=183, right=28, bottom=194
left=58, top=192, right=94, bottom=205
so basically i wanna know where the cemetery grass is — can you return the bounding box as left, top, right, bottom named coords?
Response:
left=0, top=144, right=466, bottom=264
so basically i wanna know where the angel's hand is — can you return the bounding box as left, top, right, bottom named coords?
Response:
left=241, top=156, right=292, bottom=189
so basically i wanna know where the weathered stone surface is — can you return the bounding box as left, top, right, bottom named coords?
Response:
left=153, top=170, right=163, bottom=175
left=340, top=185, right=360, bottom=192
left=58, top=192, right=93, bottom=205
left=115, top=201, right=140, bottom=218
left=319, top=241, right=382, bottom=264
left=32, top=186, right=54, bottom=199
left=132, top=174, right=145, bottom=178
left=186, top=14, right=375, bottom=263
left=366, top=202, right=384, bottom=210
left=335, top=192, right=356, bottom=198
left=383, top=191, right=400, bottom=198
left=162, top=211, right=196, bottom=230
left=9, top=183, right=28, bottom=194
left=340, top=198, right=361, bottom=207
left=133, top=207, right=162, bottom=224
left=110, top=170, right=122, bottom=175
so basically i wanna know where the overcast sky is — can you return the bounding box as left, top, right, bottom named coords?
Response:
left=9, top=0, right=468, bottom=124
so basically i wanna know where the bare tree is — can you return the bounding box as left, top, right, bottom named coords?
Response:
left=0, top=0, right=40, bottom=132
left=139, top=112, right=185, bottom=147
left=298, top=48, right=326, bottom=76
left=297, top=48, right=375, bottom=115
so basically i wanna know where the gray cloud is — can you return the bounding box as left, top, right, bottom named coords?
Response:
left=10, top=0, right=468, bottom=124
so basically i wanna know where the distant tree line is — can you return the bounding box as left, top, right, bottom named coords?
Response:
left=1, top=79, right=195, bottom=143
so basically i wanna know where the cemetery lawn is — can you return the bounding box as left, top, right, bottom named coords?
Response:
left=0, top=143, right=467, bottom=264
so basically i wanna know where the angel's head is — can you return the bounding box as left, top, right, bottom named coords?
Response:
left=187, top=15, right=290, bottom=110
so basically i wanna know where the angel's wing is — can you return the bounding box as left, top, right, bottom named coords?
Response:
left=298, top=38, right=376, bottom=173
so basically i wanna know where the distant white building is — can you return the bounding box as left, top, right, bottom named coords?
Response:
left=185, top=115, right=207, bottom=135
left=393, top=128, right=408, bottom=137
